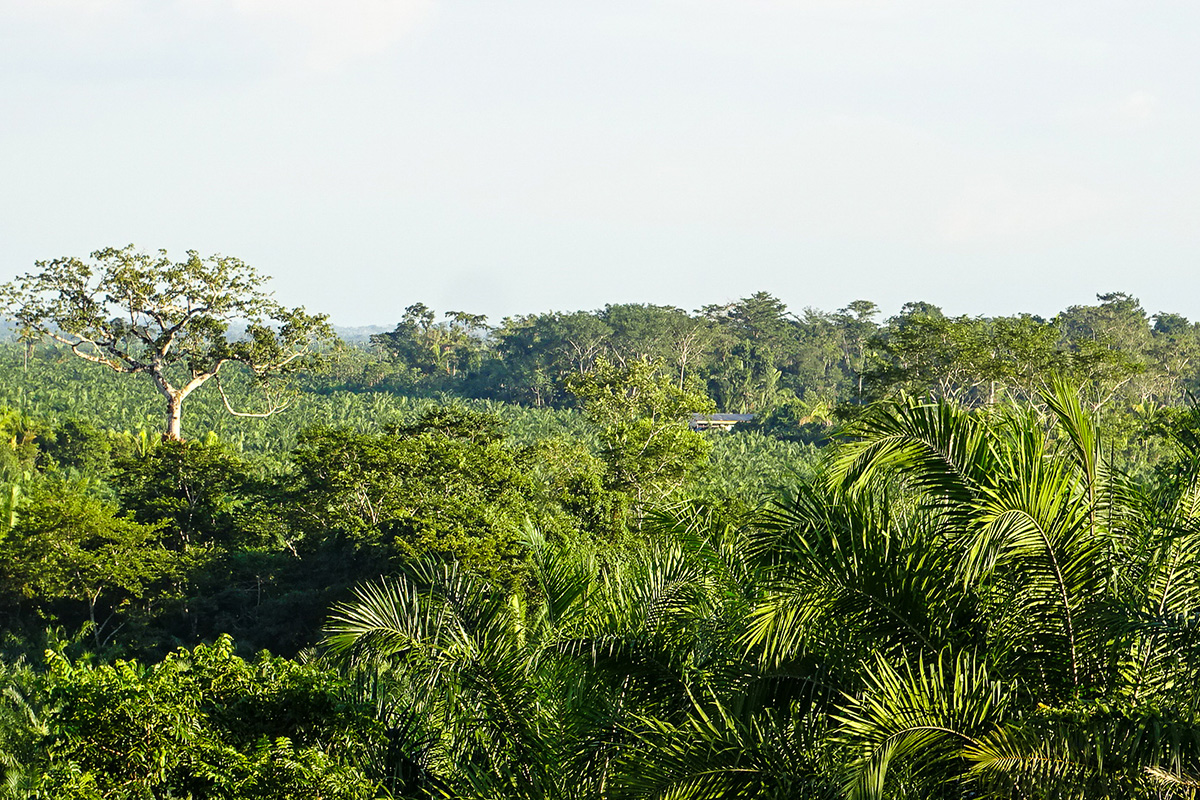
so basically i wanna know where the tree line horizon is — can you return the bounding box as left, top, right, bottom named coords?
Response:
left=4, top=247, right=1195, bottom=443
left=354, top=289, right=1195, bottom=459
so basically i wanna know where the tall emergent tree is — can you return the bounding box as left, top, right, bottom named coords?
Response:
left=1, top=245, right=334, bottom=439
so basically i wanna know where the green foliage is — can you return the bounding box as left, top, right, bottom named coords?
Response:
left=836, top=652, right=1009, bottom=800
left=370, top=302, right=489, bottom=383
left=519, top=436, right=633, bottom=544
left=286, top=407, right=543, bottom=587
left=702, top=291, right=796, bottom=412
left=111, top=438, right=253, bottom=549
left=0, top=343, right=597, bottom=466
left=823, top=390, right=1200, bottom=798
left=24, top=635, right=380, bottom=798
left=567, top=356, right=715, bottom=506
left=322, top=518, right=789, bottom=799
left=40, top=419, right=112, bottom=477
left=863, top=310, right=1066, bottom=405
left=0, top=408, right=49, bottom=481
left=694, top=430, right=820, bottom=503
left=745, top=395, right=836, bottom=444
left=0, top=483, right=178, bottom=648
left=317, top=386, right=1200, bottom=799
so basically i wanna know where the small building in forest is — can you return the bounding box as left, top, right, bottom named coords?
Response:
left=689, top=413, right=755, bottom=432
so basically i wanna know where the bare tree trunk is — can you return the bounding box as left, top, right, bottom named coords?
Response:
left=155, top=369, right=213, bottom=440
left=166, top=394, right=184, bottom=440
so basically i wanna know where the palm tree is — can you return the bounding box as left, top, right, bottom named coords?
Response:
left=324, top=555, right=565, bottom=798
left=321, top=386, right=1200, bottom=799
left=827, top=386, right=1200, bottom=799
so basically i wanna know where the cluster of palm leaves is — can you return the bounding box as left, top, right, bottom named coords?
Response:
left=324, top=382, right=1200, bottom=799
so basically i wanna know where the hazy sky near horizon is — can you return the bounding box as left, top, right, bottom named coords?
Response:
left=2, top=0, right=1198, bottom=326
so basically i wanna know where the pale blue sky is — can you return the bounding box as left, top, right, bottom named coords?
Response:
left=2, top=1, right=1198, bottom=325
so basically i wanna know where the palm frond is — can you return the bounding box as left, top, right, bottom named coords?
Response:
left=745, top=479, right=962, bottom=667
left=832, top=397, right=993, bottom=527
left=836, top=650, right=1010, bottom=800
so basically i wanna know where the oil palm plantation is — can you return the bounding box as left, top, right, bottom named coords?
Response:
left=822, top=384, right=1200, bottom=799
left=323, top=384, right=1200, bottom=799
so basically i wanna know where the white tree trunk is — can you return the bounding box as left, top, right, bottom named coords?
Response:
left=166, top=394, right=184, bottom=440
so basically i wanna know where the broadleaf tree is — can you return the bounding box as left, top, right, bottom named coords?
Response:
left=0, top=245, right=335, bottom=439
left=567, top=356, right=715, bottom=509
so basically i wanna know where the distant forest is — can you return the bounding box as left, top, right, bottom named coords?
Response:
left=343, top=290, right=1196, bottom=440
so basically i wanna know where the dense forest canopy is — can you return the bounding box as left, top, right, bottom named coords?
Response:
left=363, top=290, right=1196, bottom=411
left=2, top=280, right=1200, bottom=797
